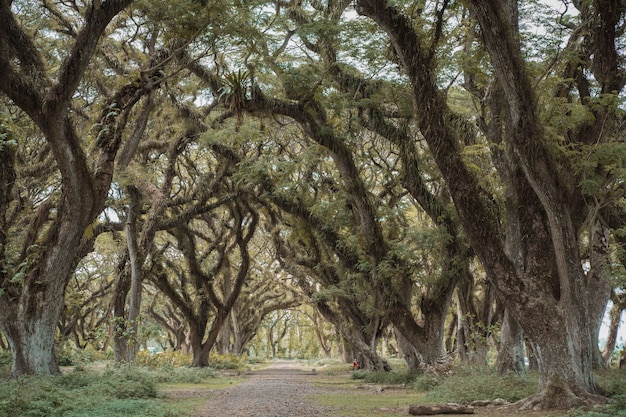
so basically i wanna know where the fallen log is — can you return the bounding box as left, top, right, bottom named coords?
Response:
left=408, top=403, right=474, bottom=415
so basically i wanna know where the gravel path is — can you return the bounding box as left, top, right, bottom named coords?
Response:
left=188, top=360, right=331, bottom=417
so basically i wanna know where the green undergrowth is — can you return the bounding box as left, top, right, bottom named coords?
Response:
left=348, top=366, right=536, bottom=403
left=324, top=366, right=626, bottom=417
left=314, top=387, right=425, bottom=416
left=421, top=367, right=537, bottom=403
left=569, top=396, right=626, bottom=417
left=352, top=369, right=419, bottom=385
left=0, top=365, right=222, bottom=417
left=135, top=350, right=247, bottom=370
left=570, top=369, right=626, bottom=417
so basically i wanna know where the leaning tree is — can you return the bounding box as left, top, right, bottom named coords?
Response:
left=355, top=0, right=624, bottom=409
left=0, top=0, right=164, bottom=376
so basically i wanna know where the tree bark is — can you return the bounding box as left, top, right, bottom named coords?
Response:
left=601, top=293, right=626, bottom=365
left=355, top=0, right=610, bottom=408
left=0, top=0, right=160, bottom=376
left=587, top=222, right=612, bottom=369
left=497, top=309, right=525, bottom=376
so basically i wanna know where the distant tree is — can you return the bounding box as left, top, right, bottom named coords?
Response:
left=152, top=200, right=258, bottom=367
left=216, top=266, right=301, bottom=356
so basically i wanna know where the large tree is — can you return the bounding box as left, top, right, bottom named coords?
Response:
left=0, top=0, right=159, bottom=376
left=355, top=0, right=624, bottom=408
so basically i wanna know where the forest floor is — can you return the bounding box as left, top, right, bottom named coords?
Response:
left=161, top=360, right=571, bottom=417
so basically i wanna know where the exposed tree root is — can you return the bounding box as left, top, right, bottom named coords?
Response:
left=517, top=381, right=608, bottom=410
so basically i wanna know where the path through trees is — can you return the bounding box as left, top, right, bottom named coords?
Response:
left=185, top=360, right=330, bottom=417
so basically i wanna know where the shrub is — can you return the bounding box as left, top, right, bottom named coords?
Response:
left=136, top=350, right=246, bottom=370
left=424, top=368, right=536, bottom=403
left=136, top=350, right=192, bottom=368
left=65, top=399, right=178, bottom=417
left=568, top=395, right=626, bottom=417
left=359, top=369, right=419, bottom=385
left=148, top=365, right=216, bottom=384
left=0, top=366, right=176, bottom=417
left=351, top=370, right=368, bottom=380
left=99, top=367, right=158, bottom=399
left=597, top=369, right=626, bottom=397
left=55, top=344, right=106, bottom=367
left=569, top=371, right=626, bottom=417
left=208, top=353, right=246, bottom=370
left=413, top=374, right=441, bottom=392
left=0, top=350, right=11, bottom=366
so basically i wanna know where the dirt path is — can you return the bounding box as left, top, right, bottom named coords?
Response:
left=187, top=360, right=331, bottom=417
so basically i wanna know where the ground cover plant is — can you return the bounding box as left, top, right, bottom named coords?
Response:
left=0, top=366, right=169, bottom=417
left=314, top=363, right=626, bottom=417
left=1, top=357, right=625, bottom=417
left=0, top=362, right=233, bottom=417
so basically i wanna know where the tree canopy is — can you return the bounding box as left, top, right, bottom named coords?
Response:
left=1, top=0, right=626, bottom=410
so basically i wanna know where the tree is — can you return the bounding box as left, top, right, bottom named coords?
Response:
left=355, top=0, right=624, bottom=408
left=0, top=0, right=165, bottom=376
left=152, top=199, right=258, bottom=367
left=216, top=266, right=302, bottom=355
left=58, top=243, right=120, bottom=351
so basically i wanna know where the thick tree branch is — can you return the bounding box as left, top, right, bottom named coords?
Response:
left=44, top=0, right=135, bottom=114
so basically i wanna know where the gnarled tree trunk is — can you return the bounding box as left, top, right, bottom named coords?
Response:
left=0, top=0, right=137, bottom=376
left=355, top=0, right=615, bottom=408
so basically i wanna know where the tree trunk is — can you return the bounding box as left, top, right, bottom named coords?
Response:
left=587, top=222, right=612, bottom=369
left=396, top=329, right=420, bottom=372
left=455, top=281, right=495, bottom=367
left=340, top=335, right=354, bottom=364
left=497, top=309, right=525, bottom=376
left=393, top=306, right=449, bottom=370
left=522, top=318, right=603, bottom=409
left=601, top=294, right=626, bottom=365
left=354, top=0, right=611, bottom=408
left=526, top=340, right=538, bottom=371
left=189, top=321, right=209, bottom=367
left=113, top=186, right=144, bottom=364
left=217, top=312, right=233, bottom=354
left=112, top=267, right=132, bottom=363
left=0, top=0, right=144, bottom=376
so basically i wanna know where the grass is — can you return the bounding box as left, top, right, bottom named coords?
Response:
left=422, top=367, right=537, bottom=403
left=0, top=363, right=235, bottom=417
left=1, top=358, right=625, bottom=417
left=314, top=389, right=426, bottom=416
left=0, top=367, right=170, bottom=417
left=312, top=364, right=626, bottom=417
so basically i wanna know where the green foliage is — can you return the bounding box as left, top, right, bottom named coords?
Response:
left=423, top=368, right=537, bottom=403
left=355, top=369, right=419, bottom=385
left=135, top=350, right=243, bottom=374
left=55, top=344, right=107, bottom=367
left=209, top=353, right=247, bottom=370
left=413, top=373, right=442, bottom=392
left=351, top=369, right=368, bottom=380
left=136, top=351, right=192, bottom=368
left=147, top=366, right=217, bottom=384
left=0, top=367, right=176, bottom=417
left=0, top=350, right=11, bottom=366
left=569, top=396, right=626, bottom=417
left=575, top=142, right=626, bottom=197
left=596, top=369, right=626, bottom=397
left=100, top=367, right=158, bottom=399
